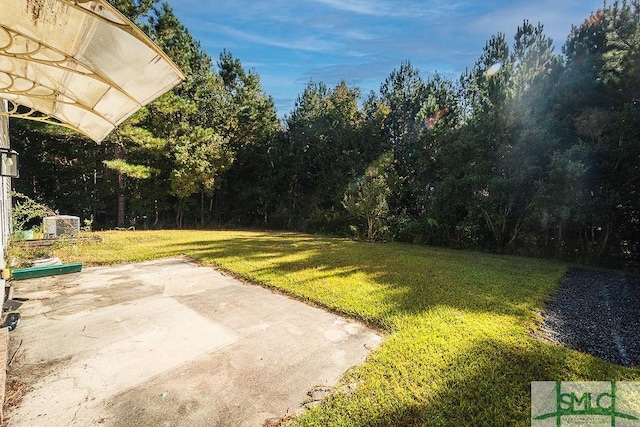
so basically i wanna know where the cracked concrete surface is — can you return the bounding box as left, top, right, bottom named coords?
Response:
left=4, top=257, right=382, bottom=426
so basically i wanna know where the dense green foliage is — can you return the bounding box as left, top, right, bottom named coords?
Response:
left=8, top=1, right=640, bottom=267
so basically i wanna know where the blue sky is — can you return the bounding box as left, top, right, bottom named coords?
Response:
left=165, top=0, right=603, bottom=118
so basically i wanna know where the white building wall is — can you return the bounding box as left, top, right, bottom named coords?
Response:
left=0, top=100, right=11, bottom=272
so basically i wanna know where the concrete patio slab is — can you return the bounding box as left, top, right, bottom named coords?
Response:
left=4, top=257, right=382, bottom=426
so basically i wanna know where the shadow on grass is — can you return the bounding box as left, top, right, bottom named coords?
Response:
left=166, top=234, right=564, bottom=328
left=307, top=336, right=640, bottom=427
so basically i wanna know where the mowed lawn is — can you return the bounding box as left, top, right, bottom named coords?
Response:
left=43, top=230, right=640, bottom=426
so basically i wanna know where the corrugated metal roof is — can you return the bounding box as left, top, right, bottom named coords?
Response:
left=0, top=0, right=185, bottom=142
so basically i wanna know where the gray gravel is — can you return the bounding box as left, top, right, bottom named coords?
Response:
left=539, top=268, right=640, bottom=367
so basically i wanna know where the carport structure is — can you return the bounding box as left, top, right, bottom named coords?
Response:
left=0, top=0, right=185, bottom=297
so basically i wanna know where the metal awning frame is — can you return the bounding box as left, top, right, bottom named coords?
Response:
left=0, top=0, right=185, bottom=141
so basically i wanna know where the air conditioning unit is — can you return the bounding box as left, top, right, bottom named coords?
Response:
left=43, top=215, right=80, bottom=238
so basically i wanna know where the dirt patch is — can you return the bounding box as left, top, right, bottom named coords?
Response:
left=3, top=346, right=74, bottom=417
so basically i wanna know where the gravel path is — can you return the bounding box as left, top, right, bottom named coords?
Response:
left=539, top=268, right=640, bottom=367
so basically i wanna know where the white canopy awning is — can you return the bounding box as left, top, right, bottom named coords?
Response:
left=0, top=0, right=185, bottom=142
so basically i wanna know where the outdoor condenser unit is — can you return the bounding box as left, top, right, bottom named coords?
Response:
left=43, top=215, right=80, bottom=238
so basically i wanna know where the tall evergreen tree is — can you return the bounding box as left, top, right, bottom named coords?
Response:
left=281, top=80, right=365, bottom=231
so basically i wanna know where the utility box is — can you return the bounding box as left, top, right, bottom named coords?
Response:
left=43, top=215, right=80, bottom=238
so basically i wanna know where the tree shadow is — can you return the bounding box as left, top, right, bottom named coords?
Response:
left=167, top=234, right=564, bottom=326
left=314, top=336, right=640, bottom=426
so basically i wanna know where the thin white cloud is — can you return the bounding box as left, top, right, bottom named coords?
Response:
left=343, top=30, right=378, bottom=41
left=310, top=0, right=461, bottom=18
left=210, top=24, right=339, bottom=53
left=311, top=0, right=389, bottom=16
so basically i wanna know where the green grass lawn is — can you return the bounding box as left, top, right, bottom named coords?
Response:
left=32, top=230, right=640, bottom=426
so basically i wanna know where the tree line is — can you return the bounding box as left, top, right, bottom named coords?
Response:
left=8, top=0, right=640, bottom=268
